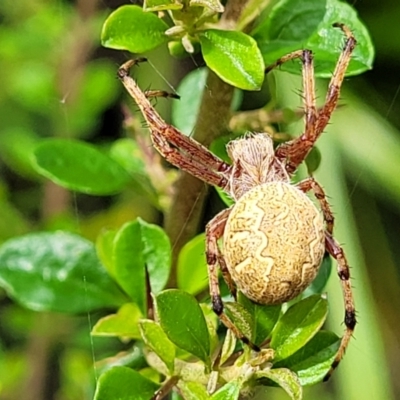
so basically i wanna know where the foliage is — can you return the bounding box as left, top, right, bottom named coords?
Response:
left=4, top=0, right=400, bottom=399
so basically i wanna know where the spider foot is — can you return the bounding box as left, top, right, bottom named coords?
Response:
left=118, top=58, right=148, bottom=78
left=144, top=90, right=180, bottom=100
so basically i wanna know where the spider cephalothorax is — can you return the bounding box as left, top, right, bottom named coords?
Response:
left=118, top=23, right=357, bottom=381
left=225, top=133, right=290, bottom=200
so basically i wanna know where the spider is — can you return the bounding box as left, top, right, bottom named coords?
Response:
left=118, top=23, right=357, bottom=381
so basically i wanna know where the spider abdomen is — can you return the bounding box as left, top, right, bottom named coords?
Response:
left=223, top=181, right=325, bottom=305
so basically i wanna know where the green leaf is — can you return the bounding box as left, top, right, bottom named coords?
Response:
left=255, top=0, right=374, bottom=77
left=220, top=329, right=237, bottom=365
left=96, top=229, right=117, bottom=279
left=224, top=301, right=254, bottom=340
left=139, top=319, right=176, bottom=373
left=101, top=5, right=169, bottom=53
left=94, top=366, right=159, bottom=400
left=210, top=380, right=241, bottom=400
left=256, top=368, right=302, bottom=400
left=33, top=139, right=131, bottom=195
left=172, top=68, right=208, bottom=135
left=92, top=303, right=143, bottom=339
left=113, top=219, right=171, bottom=314
left=270, top=295, right=328, bottom=362
left=177, top=233, right=208, bottom=294
left=254, top=0, right=326, bottom=43
left=155, top=290, right=211, bottom=365
left=305, top=0, right=374, bottom=76
left=238, top=293, right=281, bottom=346
left=199, top=29, right=265, bottom=90
left=274, top=330, right=340, bottom=386
left=138, top=219, right=171, bottom=294
left=172, top=69, right=243, bottom=136
left=144, top=0, right=183, bottom=12
left=178, top=381, right=210, bottom=400
left=0, top=232, right=126, bottom=313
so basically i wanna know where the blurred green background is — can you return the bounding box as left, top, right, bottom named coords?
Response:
left=0, top=0, right=399, bottom=399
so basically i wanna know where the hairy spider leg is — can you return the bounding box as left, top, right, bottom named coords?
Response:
left=266, top=23, right=357, bottom=174
left=296, top=177, right=334, bottom=234
left=118, top=59, right=231, bottom=189
left=206, top=208, right=260, bottom=351
left=324, top=234, right=356, bottom=381
left=297, top=176, right=356, bottom=381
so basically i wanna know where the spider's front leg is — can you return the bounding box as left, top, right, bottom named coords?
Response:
left=118, top=59, right=231, bottom=190
left=266, top=23, right=357, bottom=174
left=206, top=208, right=260, bottom=352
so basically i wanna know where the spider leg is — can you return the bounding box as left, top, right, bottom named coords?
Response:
left=206, top=209, right=259, bottom=351
left=296, top=177, right=334, bottom=234
left=267, top=24, right=356, bottom=174
left=324, top=233, right=356, bottom=381
left=118, top=60, right=231, bottom=189
left=315, top=24, right=357, bottom=135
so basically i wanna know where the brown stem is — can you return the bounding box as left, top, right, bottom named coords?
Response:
left=165, top=0, right=250, bottom=286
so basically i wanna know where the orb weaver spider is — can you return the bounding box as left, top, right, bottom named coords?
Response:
left=118, top=23, right=357, bottom=381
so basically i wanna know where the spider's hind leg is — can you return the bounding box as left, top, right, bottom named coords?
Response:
left=206, top=208, right=260, bottom=352
left=324, top=233, right=356, bottom=381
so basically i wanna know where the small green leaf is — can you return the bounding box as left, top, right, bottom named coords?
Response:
left=220, top=329, right=237, bottom=365
left=96, top=229, right=117, bottom=279
left=254, top=0, right=326, bottom=43
left=139, top=319, right=176, bottom=373
left=178, top=381, right=210, bottom=400
left=140, top=219, right=171, bottom=294
left=199, top=29, right=265, bottom=90
left=172, top=69, right=242, bottom=136
left=0, top=232, right=126, bottom=313
left=33, top=139, right=131, bottom=195
left=92, top=303, right=142, bottom=339
left=155, top=290, right=211, bottom=365
left=270, top=295, right=328, bottom=361
left=224, top=301, right=254, bottom=340
left=94, top=366, right=159, bottom=400
left=256, top=368, right=302, bottom=400
left=239, top=293, right=281, bottom=346
left=210, top=380, right=241, bottom=400
left=274, top=330, right=340, bottom=386
left=177, top=233, right=208, bottom=294
left=113, top=222, right=146, bottom=313
left=172, top=68, right=208, bottom=135
left=144, top=0, right=183, bottom=12
left=101, top=5, right=169, bottom=53
left=113, top=219, right=171, bottom=314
